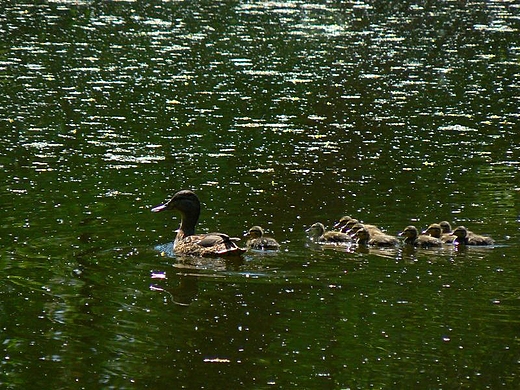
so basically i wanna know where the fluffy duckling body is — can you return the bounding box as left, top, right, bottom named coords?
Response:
left=355, top=227, right=399, bottom=247
left=452, top=226, right=494, bottom=246
left=245, top=226, right=280, bottom=251
left=152, top=190, right=246, bottom=257
left=400, top=225, right=442, bottom=247
left=306, top=222, right=352, bottom=244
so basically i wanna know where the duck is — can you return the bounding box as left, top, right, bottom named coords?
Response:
left=340, top=218, right=384, bottom=236
left=345, top=222, right=365, bottom=237
left=438, top=221, right=455, bottom=243
left=333, top=215, right=353, bottom=231
left=245, top=226, right=280, bottom=250
left=354, top=227, right=399, bottom=247
left=306, top=222, right=352, bottom=244
left=439, top=221, right=452, bottom=234
left=151, top=190, right=246, bottom=257
left=452, top=226, right=494, bottom=246
left=400, top=225, right=442, bottom=247
left=423, top=223, right=455, bottom=243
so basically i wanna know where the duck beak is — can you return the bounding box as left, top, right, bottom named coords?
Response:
left=151, top=203, right=168, bottom=213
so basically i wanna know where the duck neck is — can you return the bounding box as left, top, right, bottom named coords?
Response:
left=455, top=236, right=468, bottom=245
left=175, top=209, right=199, bottom=242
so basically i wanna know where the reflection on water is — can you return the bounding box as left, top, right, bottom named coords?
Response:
left=1, top=0, right=519, bottom=388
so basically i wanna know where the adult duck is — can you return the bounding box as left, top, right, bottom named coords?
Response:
left=306, top=222, right=352, bottom=244
left=354, top=227, right=399, bottom=247
left=452, top=226, right=494, bottom=246
left=245, top=226, right=280, bottom=251
left=400, top=225, right=442, bottom=248
left=151, top=190, right=246, bottom=257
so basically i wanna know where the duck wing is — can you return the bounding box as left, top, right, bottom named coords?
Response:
left=196, top=233, right=235, bottom=247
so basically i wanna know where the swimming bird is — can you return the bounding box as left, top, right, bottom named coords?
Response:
left=439, top=221, right=452, bottom=234
left=151, top=190, right=246, bottom=257
left=333, top=215, right=353, bottom=231
left=400, top=225, right=442, bottom=247
left=341, top=218, right=384, bottom=236
left=354, top=227, right=399, bottom=247
left=245, top=226, right=280, bottom=250
left=438, top=221, right=455, bottom=243
left=423, top=223, right=455, bottom=243
left=452, top=226, right=494, bottom=246
left=306, top=222, right=352, bottom=244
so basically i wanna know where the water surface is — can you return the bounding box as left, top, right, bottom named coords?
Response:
left=1, top=1, right=519, bottom=388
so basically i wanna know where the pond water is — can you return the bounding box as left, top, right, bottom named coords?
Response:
left=1, top=0, right=519, bottom=388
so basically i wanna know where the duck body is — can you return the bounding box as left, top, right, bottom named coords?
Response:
left=307, top=222, right=352, bottom=244
left=400, top=225, right=442, bottom=248
left=452, top=226, right=494, bottom=246
left=152, top=190, right=246, bottom=257
left=245, top=226, right=280, bottom=251
left=355, top=227, right=399, bottom=247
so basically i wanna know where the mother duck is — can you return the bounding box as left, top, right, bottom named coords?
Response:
left=152, top=190, right=246, bottom=257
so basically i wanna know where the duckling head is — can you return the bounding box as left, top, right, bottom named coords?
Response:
left=306, top=222, right=326, bottom=238
left=246, top=226, right=264, bottom=239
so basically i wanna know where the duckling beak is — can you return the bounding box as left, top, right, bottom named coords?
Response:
left=151, top=203, right=168, bottom=213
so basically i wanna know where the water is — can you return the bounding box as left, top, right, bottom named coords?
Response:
left=1, top=0, right=519, bottom=388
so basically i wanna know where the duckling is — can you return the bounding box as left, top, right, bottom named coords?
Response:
left=345, top=222, right=365, bottom=237
left=341, top=218, right=384, bottom=236
left=423, top=223, right=455, bottom=243
left=355, top=227, right=399, bottom=247
left=439, top=221, right=452, bottom=234
left=306, top=222, right=352, bottom=244
left=151, top=190, right=246, bottom=257
left=438, top=221, right=455, bottom=243
left=333, top=215, right=353, bottom=231
left=452, top=226, right=494, bottom=246
left=245, top=226, right=280, bottom=251
left=400, top=225, right=442, bottom=247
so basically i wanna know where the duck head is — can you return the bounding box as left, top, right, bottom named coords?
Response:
left=306, top=222, right=325, bottom=238
left=246, top=226, right=264, bottom=239
left=423, top=223, right=442, bottom=238
left=152, top=190, right=200, bottom=213
left=452, top=226, right=468, bottom=239
left=439, top=221, right=452, bottom=233
left=399, top=225, right=419, bottom=239
left=333, top=215, right=353, bottom=229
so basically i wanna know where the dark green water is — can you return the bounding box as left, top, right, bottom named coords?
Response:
left=1, top=1, right=519, bottom=388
